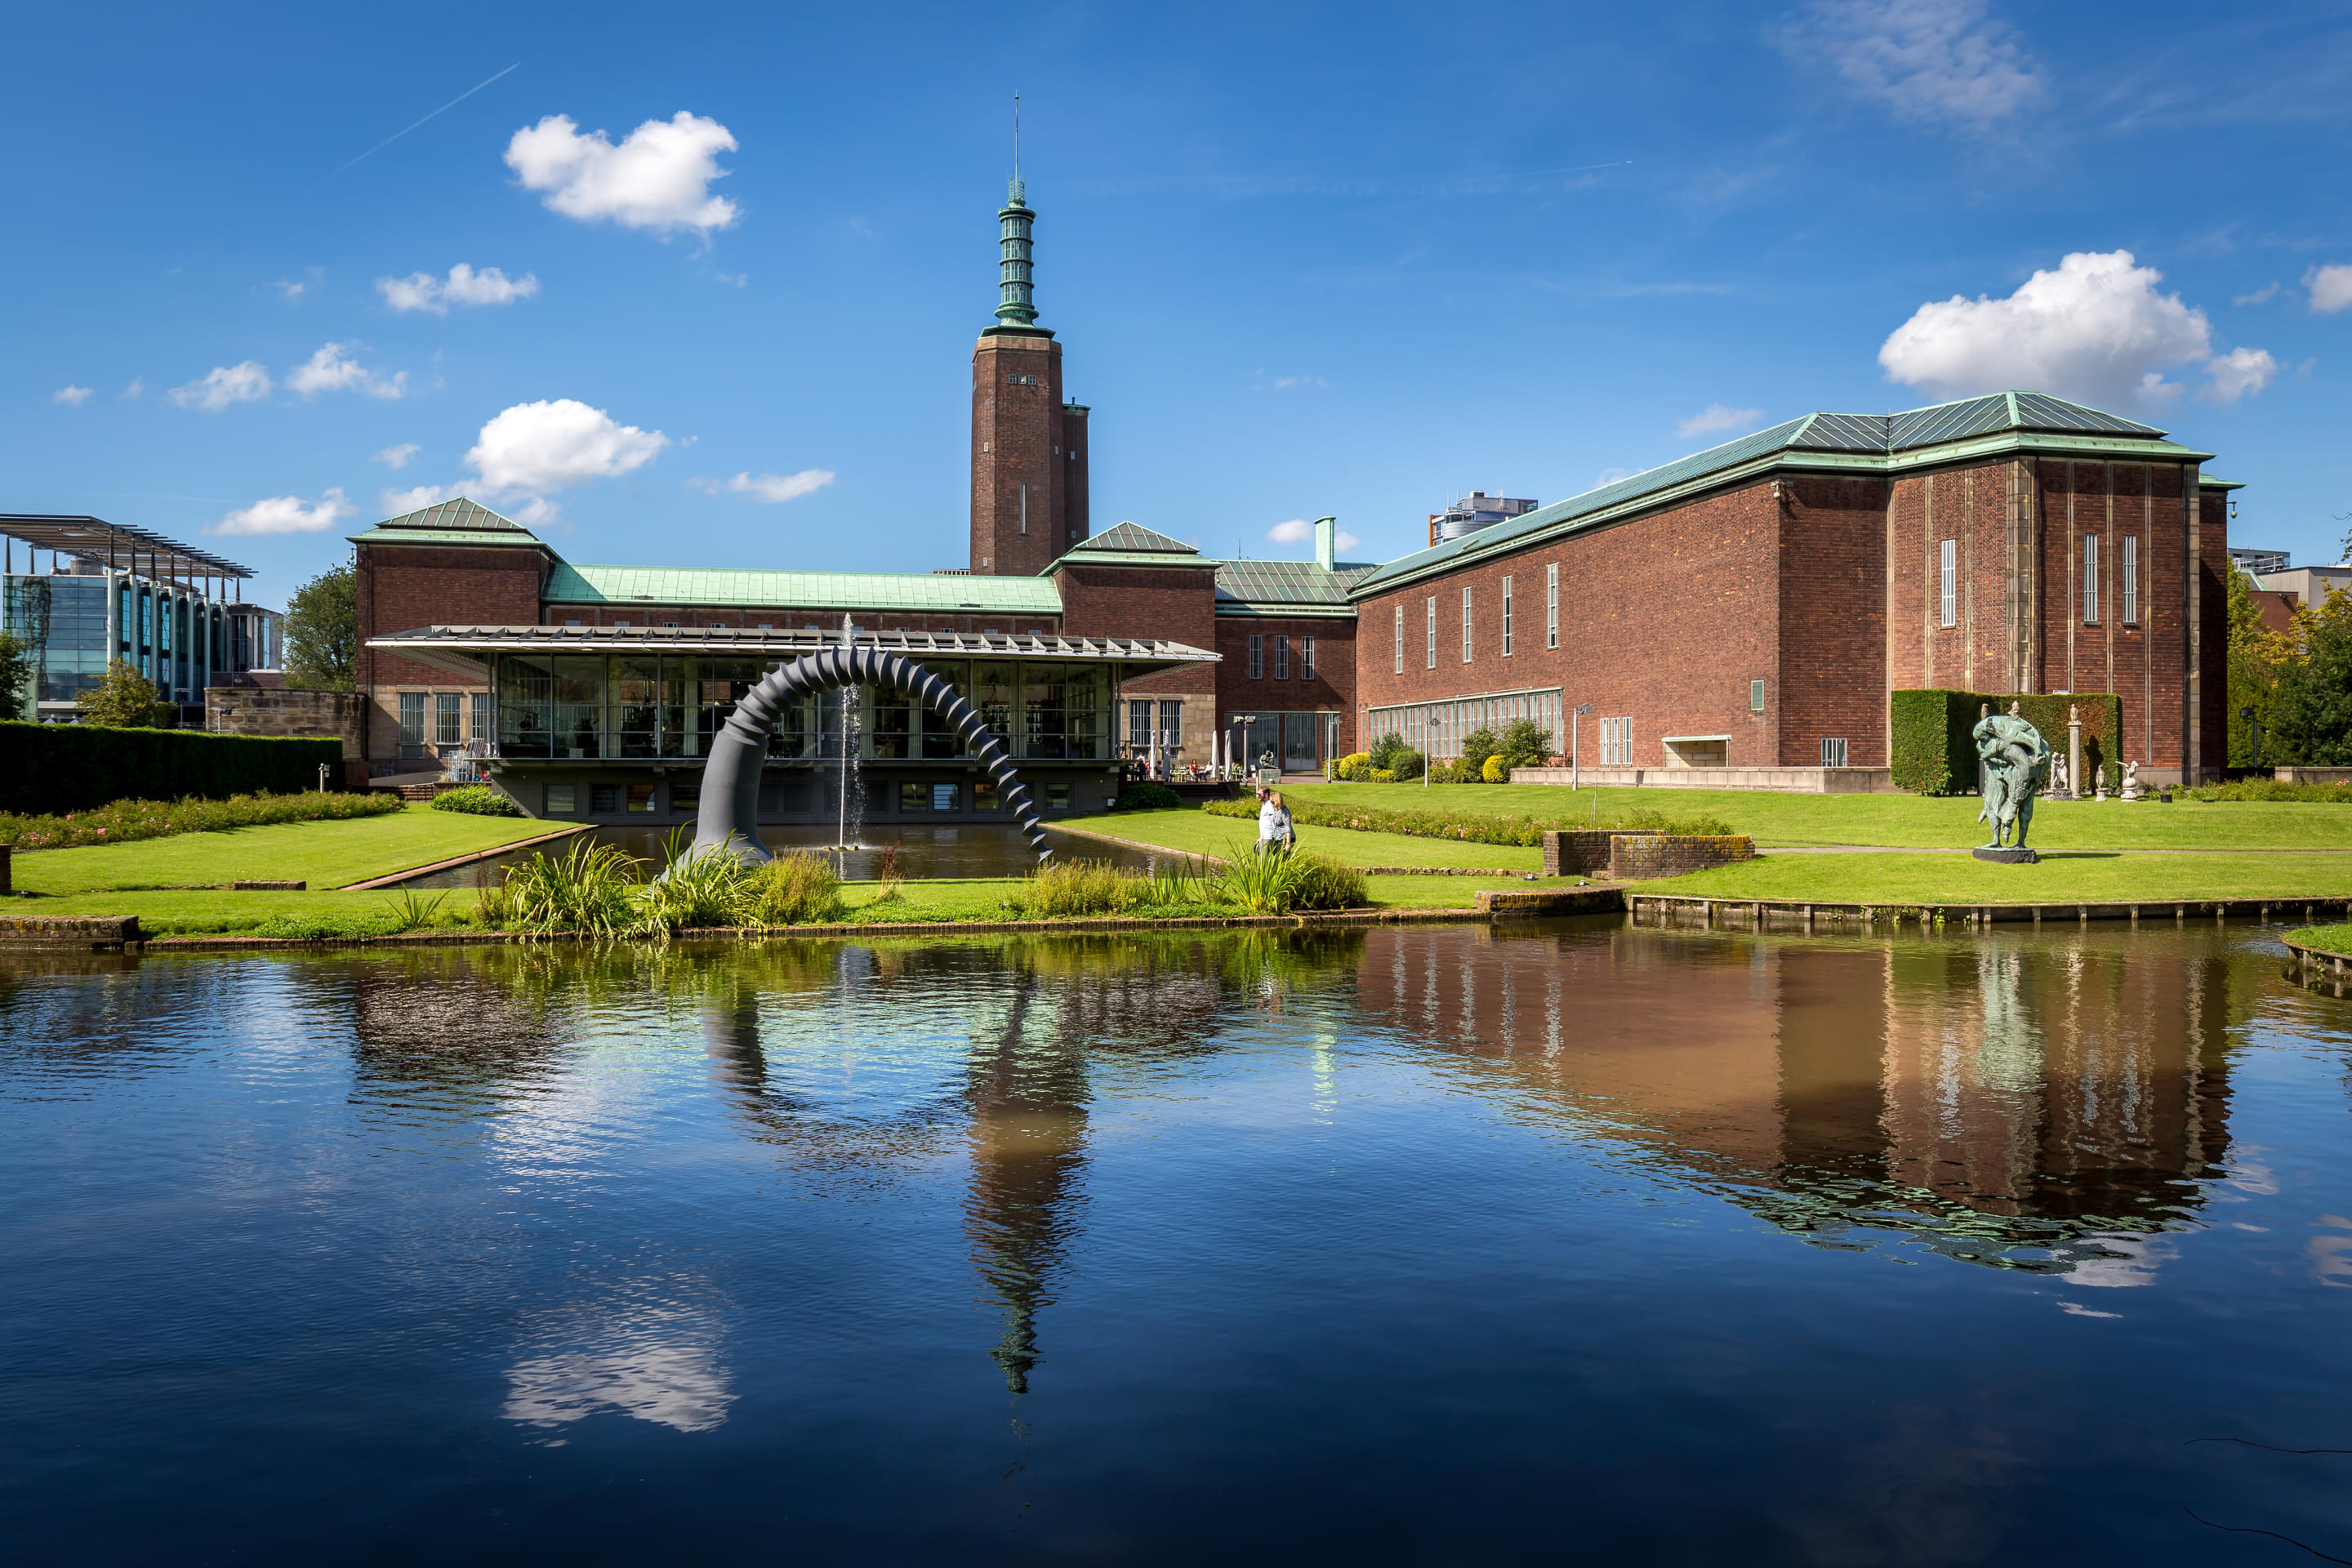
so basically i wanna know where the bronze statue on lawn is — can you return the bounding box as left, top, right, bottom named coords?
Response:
left=1973, top=706, right=2051, bottom=856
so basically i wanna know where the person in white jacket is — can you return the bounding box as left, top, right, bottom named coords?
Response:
left=1257, top=788, right=1294, bottom=855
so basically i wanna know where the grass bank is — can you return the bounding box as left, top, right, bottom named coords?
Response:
left=1275, top=783, right=2352, bottom=851
left=11, top=808, right=567, bottom=894
left=1058, top=811, right=1549, bottom=872
left=2287, top=924, right=2352, bottom=957
left=1645, top=851, right=2352, bottom=906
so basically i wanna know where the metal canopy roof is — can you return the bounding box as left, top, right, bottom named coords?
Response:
left=0, top=514, right=253, bottom=579
left=367, top=623, right=1217, bottom=681
left=546, top=563, right=1063, bottom=613
left=1351, top=390, right=2206, bottom=599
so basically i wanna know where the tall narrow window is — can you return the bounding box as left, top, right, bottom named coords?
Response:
left=2083, top=535, right=2100, bottom=624
left=470, top=692, right=490, bottom=739
left=1275, top=635, right=1290, bottom=679
left=1546, top=563, right=1559, bottom=649
left=1425, top=597, right=1437, bottom=670
left=1301, top=636, right=1315, bottom=680
left=434, top=692, right=461, bottom=746
left=1939, top=538, right=1957, bottom=628
left=1500, top=575, right=1515, bottom=657
left=1018, top=482, right=1027, bottom=534
left=1248, top=634, right=1263, bottom=679
left=1461, top=586, right=1473, bottom=663
left=2122, top=534, right=2139, bottom=624
left=1394, top=605, right=1405, bottom=675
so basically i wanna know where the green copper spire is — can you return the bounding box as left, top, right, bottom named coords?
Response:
left=994, top=92, right=1038, bottom=328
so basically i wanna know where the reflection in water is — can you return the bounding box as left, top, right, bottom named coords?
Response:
left=505, top=1290, right=736, bottom=1434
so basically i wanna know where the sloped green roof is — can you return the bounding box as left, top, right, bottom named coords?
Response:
left=1352, top=390, right=2210, bottom=599
left=546, top=563, right=1062, bottom=615
left=1215, top=558, right=1379, bottom=614
left=1078, top=521, right=1199, bottom=555
left=377, top=497, right=532, bottom=532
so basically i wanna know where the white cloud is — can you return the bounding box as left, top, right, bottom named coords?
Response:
left=380, top=483, right=453, bottom=514
left=2305, top=263, right=2352, bottom=314
left=1879, top=250, right=2274, bottom=408
left=505, top=112, right=740, bottom=237
left=215, top=488, right=354, bottom=537
left=120, top=378, right=144, bottom=399
left=1266, top=518, right=1361, bottom=551
left=1593, top=467, right=1636, bottom=488
left=376, top=443, right=421, bottom=469
left=2201, top=346, right=2278, bottom=403
left=688, top=469, right=835, bottom=503
left=287, top=341, right=407, bottom=400
left=466, top=399, right=668, bottom=493
left=1270, top=374, right=1327, bottom=390
left=271, top=278, right=305, bottom=301
left=2234, top=282, right=2283, bottom=306
left=377, top=263, right=541, bottom=315
left=168, top=360, right=272, bottom=410
left=51, top=385, right=93, bottom=406
left=1677, top=403, right=1762, bottom=438
left=1780, top=0, right=2042, bottom=130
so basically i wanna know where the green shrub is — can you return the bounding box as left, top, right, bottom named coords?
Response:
left=1016, top=858, right=1150, bottom=917
left=740, top=851, right=846, bottom=926
left=2181, top=779, right=2352, bottom=803
left=1481, top=755, right=1510, bottom=783
left=430, top=785, right=522, bottom=817
left=252, top=908, right=408, bottom=942
left=1112, top=782, right=1183, bottom=811
left=0, top=789, right=399, bottom=851
left=1201, top=794, right=1732, bottom=846
left=1499, top=717, right=1552, bottom=769
left=1890, top=690, right=2120, bottom=795
left=0, top=721, right=343, bottom=815
left=389, top=889, right=452, bottom=930
left=1366, top=733, right=1424, bottom=779
left=1286, top=852, right=1367, bottom=911
left=1619, top=805, right=1737, bottom=836
left=1334, top=751, right=1374, bottom=782
left=1215, top=842, right=1302, bottom=912
left=1457, top=726, right=1501, bottom=780
left=639, top=840, right=754, bottom=933
left=1368, top=768, right=1397, bottom=783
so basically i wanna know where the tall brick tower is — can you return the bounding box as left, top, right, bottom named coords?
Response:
left=970, top=145, right=1089, bottom=575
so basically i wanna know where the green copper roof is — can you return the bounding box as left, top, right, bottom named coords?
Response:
left=1352, top=390, right=2212, bottom=599
left=546, top=563, right=1062, bottom=615
left=1078, top=522, right=1198, bottom=555
left=376, top=497, right=532, bottom=532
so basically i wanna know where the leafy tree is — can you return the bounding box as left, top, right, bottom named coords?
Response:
left=78, top=659, right=166, bottom=728
left=0, top=631, right=31, bottom=720
left=2225, top=568, right=2288, bottom=767
left=1456, top=726, right=1501, bottom=780
left=2270, top=589, right=2352, bottom=766
left=283, top=562, right=356, bottom=692
left=1499, top=717, right=1552, bottom=768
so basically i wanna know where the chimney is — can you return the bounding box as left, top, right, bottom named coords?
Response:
left=1313, top=515, right=1337, bottom=572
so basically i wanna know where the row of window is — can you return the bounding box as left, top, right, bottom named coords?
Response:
left=1391, top=565, right=1562, bottom=673
left=396, top=691, right=492, bottom=753
left=539, top=778, right=1078, bottom=817
left=1245, top=634, right=1316, bottom=680
left=1936, top=536, right=2140, bottom=629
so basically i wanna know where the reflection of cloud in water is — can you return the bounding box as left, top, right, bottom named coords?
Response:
left=505, top=1294, right=734, bottom=1434
left=2062, top=1233, right=2172, bottom=1289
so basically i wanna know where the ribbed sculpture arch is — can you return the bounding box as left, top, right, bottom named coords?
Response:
left=692, top=646, right=1053, bottom=866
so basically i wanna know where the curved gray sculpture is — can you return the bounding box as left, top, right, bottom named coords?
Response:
left=691, top=645, right=1054, bottom=866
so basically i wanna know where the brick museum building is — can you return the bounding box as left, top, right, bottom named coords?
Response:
left=354, top=176, right=2234, bottom=825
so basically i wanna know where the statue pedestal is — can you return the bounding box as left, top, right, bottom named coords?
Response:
left=1972, top=847, right=2038, bottom=865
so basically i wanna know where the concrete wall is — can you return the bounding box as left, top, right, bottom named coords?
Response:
left=204, top=686, right=364, bottom=757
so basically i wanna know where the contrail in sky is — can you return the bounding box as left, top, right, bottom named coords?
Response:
left=325, top=63, right=521, bottom=179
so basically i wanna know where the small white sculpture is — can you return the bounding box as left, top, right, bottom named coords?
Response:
left=2121, top=760, right=2143, bottom=801
left=2049, top=755, right=2069, bottom=796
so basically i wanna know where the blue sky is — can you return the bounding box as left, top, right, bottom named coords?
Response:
left=10, top=0, right=2352, bottom=607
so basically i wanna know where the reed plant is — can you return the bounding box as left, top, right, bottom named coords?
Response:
left=1147, top=853, right=1213, bottom=906
left=1286, top=852, right=1368, bottom=911
left=501, top=839, right=644, bottom=935
left=740, top=851, right=847, bottom=926
left=390, top=889, right=452, bottom=930
left=1015, top=858, right=1151, bottom=917
left=1214, top=842, right=1301, bottom=913
left=639, top=842, right=754, bottom=933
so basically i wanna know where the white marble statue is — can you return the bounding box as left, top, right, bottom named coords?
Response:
left=2121, top=760, right=2143, bottom=801
left=2049, top=755, right=2069, bottom=796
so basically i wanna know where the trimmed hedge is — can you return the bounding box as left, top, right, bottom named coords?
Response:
left=1890, top=691, right=2122, bottom=795
left=1201, top=796, right=1732, bottom=847
left=430, top=784, right=523, bottom=817
left=0, top=791, right=399, bottom=851
left=0, top=721, right=343, bottom=815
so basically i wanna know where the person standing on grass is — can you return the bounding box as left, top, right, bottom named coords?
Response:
left=1259, top=790, right=1294, bottom=856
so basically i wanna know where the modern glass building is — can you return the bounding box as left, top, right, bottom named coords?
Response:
left=369, top=624, right=1215, bottom=822
left=0, top=516, right=255, bottom=721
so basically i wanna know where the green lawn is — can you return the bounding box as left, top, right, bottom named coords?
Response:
left=2290, top=924, right=2352, bottom=956
left=1054, top=811, right=1548, bottom=871
left=1645, top=851, right=2352, bottom=906
left=12, top=807, right=568, bottom=894
left=1277, top=782, right=2352, bottom=851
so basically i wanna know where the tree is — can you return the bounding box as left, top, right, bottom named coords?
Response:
left=2270, top=589, right=2352, bottom=766
left=78, top=659, right=167, bottom=728
left=283, top=561, right=356, bottom=692
left=2225, top=568, right=2288, bottom=767
left=0, top=631, right=31, bottom=721
left=1499, top=717, right=1553, bottom=768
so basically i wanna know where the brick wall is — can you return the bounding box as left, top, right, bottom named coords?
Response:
left=1215, top=616, right=1358, bottom=755
left=970, top=332, right=1067, bottom=577
left=1541, top=830, right=1757, bottom=879
left=204, top=687, right=364, bottom=758
left=356, top=541, right=546, bottom=765
left=1056, top=562, right=1221, bottom=713
left=1777, top=475, right=1889, bottom=766
left=1354, top=482, right=1784, bottom=767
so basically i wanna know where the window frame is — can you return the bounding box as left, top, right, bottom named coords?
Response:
left=1425, top=597, right=1437, bottom=670
left=1460, top=586, right=1473, bottom=664
left=1301, top=635, right=1315, bottom=680
left=1820, top=737, right=1849, bottom=768
left=1393, top=604, right=1404, bottom=675
left=1274, top=635, right=1290, bottom=680
left=1248, top=633, right=1263, bottom=679
left=2083, top=534, right=2101, bottom=625
left=1545, top=563, right=1559, bottom=649
left=1938, top=538, right=1958, bottom=628
left=1500, top=575, right=1515, bottom=657
left=2121, top=533, right=2139, bottom=625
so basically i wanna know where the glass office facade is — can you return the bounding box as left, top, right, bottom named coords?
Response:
left=2, top=570, right=229, bottom=717
left=1365, top=687, right=1562, bottom=761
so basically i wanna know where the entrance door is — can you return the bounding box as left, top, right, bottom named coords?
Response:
left=1282, top=713, right=1322, bottom=773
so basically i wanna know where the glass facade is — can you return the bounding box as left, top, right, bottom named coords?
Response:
left=2, top=571, right=229, bottom=715
left=492, top=653, right=1117, bottom=763
left=1366, top=687, right=1562, bottom=761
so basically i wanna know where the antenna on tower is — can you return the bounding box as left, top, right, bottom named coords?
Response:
left=1011, top=91, right=1022, bottom=203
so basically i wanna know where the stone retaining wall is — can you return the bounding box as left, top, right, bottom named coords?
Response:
left=2277, top=767, right=2352, bottom=784
left=1542, top=831, right=1757, bottom=880
left=205, top=688, right=365, bottom=760
left=1513, top=765, right=1896, bottom=795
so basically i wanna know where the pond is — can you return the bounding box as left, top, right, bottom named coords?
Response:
left=390, top=821, right=1167, bottom=887
left=4, top=920, right=2350, bottom=1562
